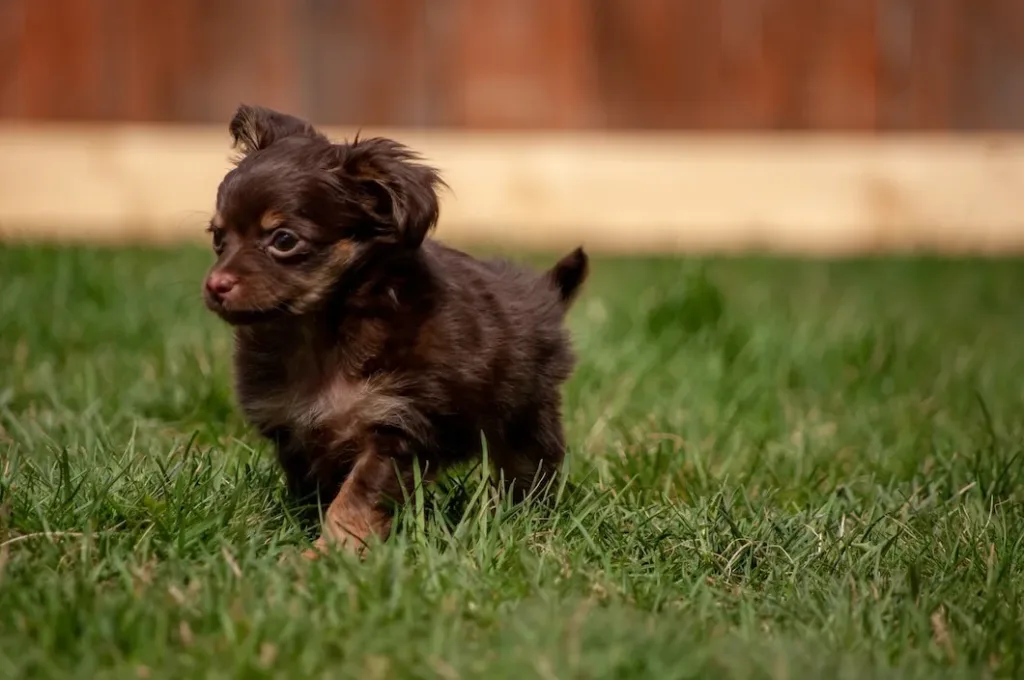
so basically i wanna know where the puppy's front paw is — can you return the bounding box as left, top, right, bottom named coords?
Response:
left=301, top=537, right=330, bottom=561
left=303, top=532, right=367, bottom=561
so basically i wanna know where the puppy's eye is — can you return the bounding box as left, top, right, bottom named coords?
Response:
left=268, top=229, right=301, bottom=256
left=208, top=226, right=225, bottom=253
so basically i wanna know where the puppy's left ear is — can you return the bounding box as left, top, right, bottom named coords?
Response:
left=229, top=104, right=324, bottom=160
left=342, top=138, right=446, bottom=249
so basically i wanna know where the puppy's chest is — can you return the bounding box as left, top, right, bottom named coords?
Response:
left=236, top=357, right=372, bottom=441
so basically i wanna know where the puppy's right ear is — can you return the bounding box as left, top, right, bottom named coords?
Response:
left=228, top=104, right=324, bottom=160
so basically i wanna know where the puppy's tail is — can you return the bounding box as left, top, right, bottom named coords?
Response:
left=547, top=246, right=589, bottom=310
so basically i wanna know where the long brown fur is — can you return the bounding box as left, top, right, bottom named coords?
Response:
left=203, top=104, right=588, bottom=557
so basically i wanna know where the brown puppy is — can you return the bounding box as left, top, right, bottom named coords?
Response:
left=203, top=105, right=588, bottom=557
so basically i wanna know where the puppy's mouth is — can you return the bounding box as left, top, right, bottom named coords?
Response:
left=203, top=290, right=292, bottom=326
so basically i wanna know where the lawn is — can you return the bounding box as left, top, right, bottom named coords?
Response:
left=2, top=244, right=1023, bottom=679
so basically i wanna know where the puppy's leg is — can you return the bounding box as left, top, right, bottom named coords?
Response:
left=304, top=438, right=426, bottom=558
left=275, top=441, right=317, bottom=504
left=269, top=430, right=351, bottom=531
left=490, top=396, right=567, bottom=502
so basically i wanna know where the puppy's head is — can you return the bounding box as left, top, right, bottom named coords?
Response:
left=203, top=104, right=444, bottom=325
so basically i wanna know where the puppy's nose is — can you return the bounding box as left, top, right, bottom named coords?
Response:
left=206, top=272, right=238, bottom=298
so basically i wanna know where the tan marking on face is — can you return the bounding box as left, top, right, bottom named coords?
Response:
left=290, top=240, right=359, bottom=311
left=212, top=212, right=225, bottom=229
left=331, top=239, right=356, bottom=266
left=260, top=210, right=286, bottom=233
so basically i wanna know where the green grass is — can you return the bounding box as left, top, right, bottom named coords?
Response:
left=2, top=244, right=1024, bottom=679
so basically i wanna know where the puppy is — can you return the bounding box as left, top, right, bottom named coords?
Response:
left=203, top=104, right=588, bottom=557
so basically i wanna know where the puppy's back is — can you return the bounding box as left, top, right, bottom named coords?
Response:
left=419, top=242, right=584, bottom=399
left=424, top=242, right=581, bottom=331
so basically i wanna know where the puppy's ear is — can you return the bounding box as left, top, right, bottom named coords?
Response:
left=228, top=104, right=324, bottom=159
left=341, top=137, right=445, bottom=249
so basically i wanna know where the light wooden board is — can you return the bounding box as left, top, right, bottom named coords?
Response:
left=2, top=124, right=1024, bottom=254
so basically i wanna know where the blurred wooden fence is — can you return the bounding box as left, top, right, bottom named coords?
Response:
left=3, top=0, right=1024, bottom=130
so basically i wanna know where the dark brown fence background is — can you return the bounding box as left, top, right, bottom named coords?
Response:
left=2, top=0, right=1023, bottom=130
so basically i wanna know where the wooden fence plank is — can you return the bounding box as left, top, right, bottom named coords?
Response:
left=1, top=0, right=1022, bottom=129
